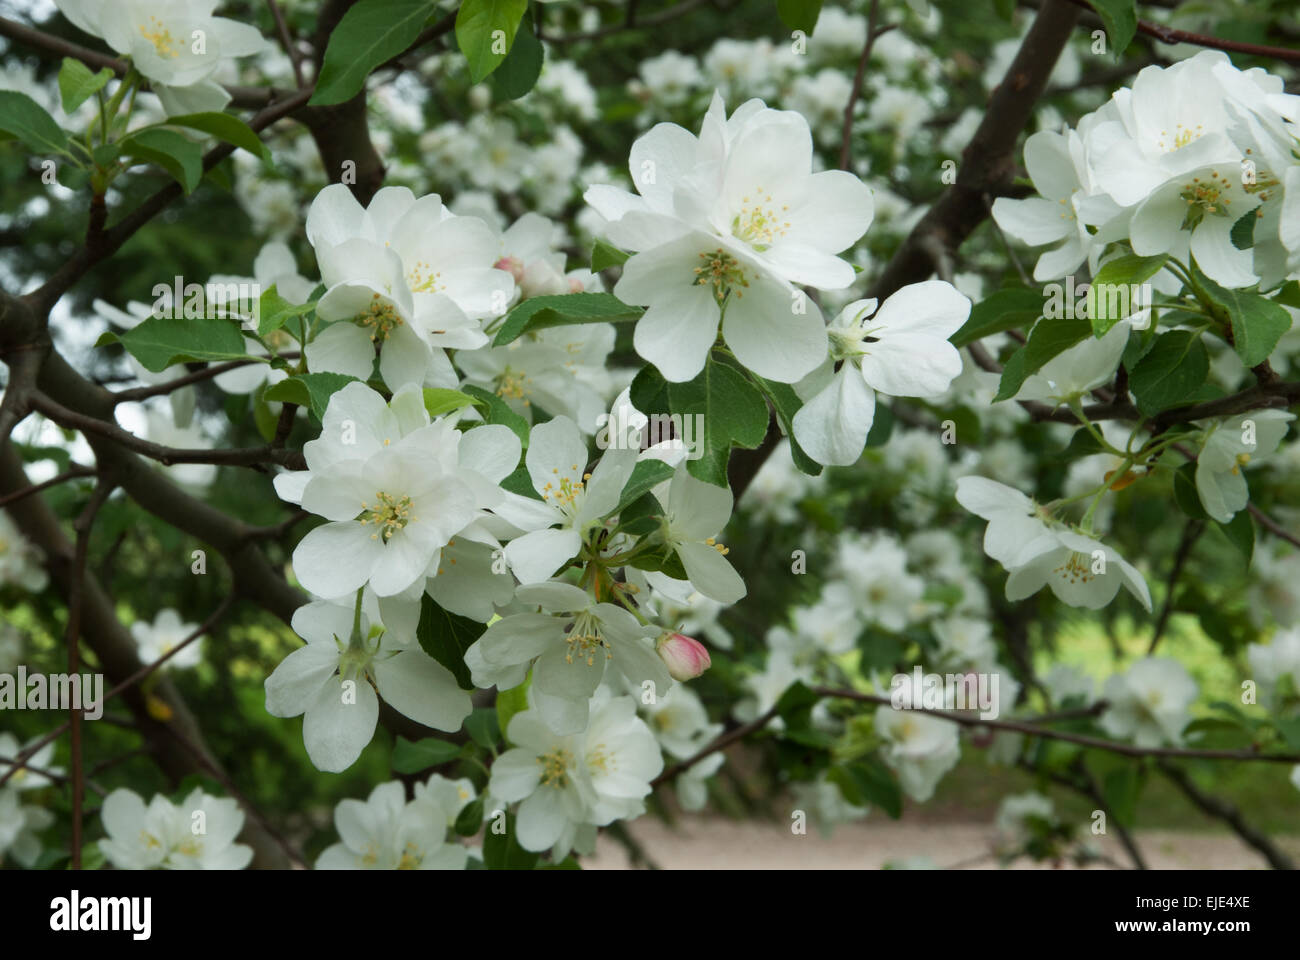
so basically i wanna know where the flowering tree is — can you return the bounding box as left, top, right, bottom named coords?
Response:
left=1, top=0, right=1299, bottom=873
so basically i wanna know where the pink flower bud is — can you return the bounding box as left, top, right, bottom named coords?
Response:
left=656, top=632, right=711, bottom=681
left=494, top=256, right=525, bottom=285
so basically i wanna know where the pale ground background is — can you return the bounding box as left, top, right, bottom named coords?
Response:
left=585, top=816, right=1300, bottom=870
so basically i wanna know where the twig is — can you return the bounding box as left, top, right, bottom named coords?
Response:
left=1148, top=519, right=1204, bottom=654
left=1157, top=760, right=1295, bottom=870
left=1248, top=503, right=1300, bottom=550
left=266, top=0, right=304, bottom=88
left=839, top=0, right=884, bottom=171
left=1063, top=0, right=1300, bottom=63
left=0, top=596, right=234, bottom=790
left=29, top=392, right=305, bottom=470
left=0, top=755, right=105, bottom=798
left=110, top=355, right=299, bottom=404
left=66, top=476, right=118, bottom=868
left=651, top=706, right=780, bottom=788
left=0, top=465, right=96, bottom=507
left=810, top=687, right=1300, bottom=763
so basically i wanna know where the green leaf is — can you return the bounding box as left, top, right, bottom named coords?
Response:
left=1128, top=330, right=1208, bottom=415
left=117, top=314, right=248, bottom=372
left=492, top=292, right=642, bottom=346
left=1172, top=461, right=1209, bottom=520
left=1275, top=280, right=1300, bottom=310
left=844, top=757, right=903, bottom=819
left=310, top=0, right=436, bottom=105
left=591, top=238, right=629, bottom=272
left=864, top=401, right=894, bottom=447
left=120, top=128, right=203, bottom=193
left=992, top=0, right=1016, bottom=18
left=454, top=798, right=486, bottom=836
left=164, top=112, right=271, bottom=162
left=1087, top=254, right=1167, bottom=337
left=456, top=0, right=529, bottom=84
left=392, top=736, right=461, bottom=774
left=776, top=0, right=823, bottom=34
left=482, top=810, right=539, bottom=869
left=496, top=680, right=531, bottom=745
left=629, top=365, right=670, bottom=418
left=1102, top=767, right=1141, bottom=828
left=992, top=315, right=1092, bottom=402
left=264, top=372, right=359, bottom=419
left=422, top=388, right=479, bottom=419
left=1192, top=264, right=1293, bottom=368
left=416, top=594, right=483, bottom=691
left=614, top=459, right=675, bottom=514
left=1217, top=509, right=1254, bottom=564
left=1275, top=716, right=1300, bottom=751
left=490, top=15, right=543, bottom=100
left=58, top=58, right=113, bottom=114
left=950, top=287, right=1043, bottom=348
left=667, top=356, right=770, bottom=487
left=257, top=284, right=316, bottom=336
left=1089, top=0, right=1137, bottom=58
left=461, top=384, right=529, bottom=446
left=465, top=707, right=501, bottom=750
left=500, top=465, right=542, bottom=500
left=753, top=375, right=823, bottom=475
left=1230, top=210, right=1258, bottom=250
left=0, top=90, right=71, bottom=156
left=775, top=681, right=819, bottom=730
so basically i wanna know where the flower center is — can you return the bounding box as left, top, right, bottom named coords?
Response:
left=397, top=841, right=424, bottom=869
left=1157, top=123, right=1203, bottom=152
left=1053, top=552, right=1096, bottom=586
left=139, top=16, right=180, bottom=59
left=692, top=249, right=749, bottom=304
left=496, top=365, right=532, bottom=403
left=564, top=610, right=612, bottom=667
left=1231, top=452, right=1251, bottom=475
left=1178, top=170, right=1238, bottom=232
left=537, top=748, right=574, bottom=787
left=357, top=294, right=404, bottom=342
left=359, top=491, right=414, bottom=542
left=586, top=742, right=614, bottom=774
left=406, top=260, right=445, bottom=294
left=731, top=188, right=790, bottom=251
left=541, top=467, right=590, bottom=516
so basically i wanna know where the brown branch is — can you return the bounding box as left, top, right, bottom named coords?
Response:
left=871, top=0, right=1082, bottom=302
left=650, top=705, right=780, bottom=788
left=1063, top=0, right=1300, bottom=64
left=109, top=355, right=299, bottom=404
left=27, top=86, right=314, bottom=315
left=28, top=392, right=305, bottom=470
left=66, top=476, right=117, bottom=868
left=0, top=464, right=95, bottom=507
left=266, top=0, right=305, bottom=88
left=0, top=756, right=106, bottom=798
left=839, top=0, right=883, bottom=172
left=811, top=687, right=1300, bottom=763
left=1248, top=503, right=1300, bottom=550
left=538, top=0, right=710, bottom=44
left=1148, top=519, right=1204, bottom=655
left=0, top=446, right=291, bottom=867
left=1157, top=760, right=1296, bottom=869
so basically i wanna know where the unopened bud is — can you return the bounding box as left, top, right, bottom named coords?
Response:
left=494, top=256, right=525, bottom=285
left=655, top=632, right=711, bottom=681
